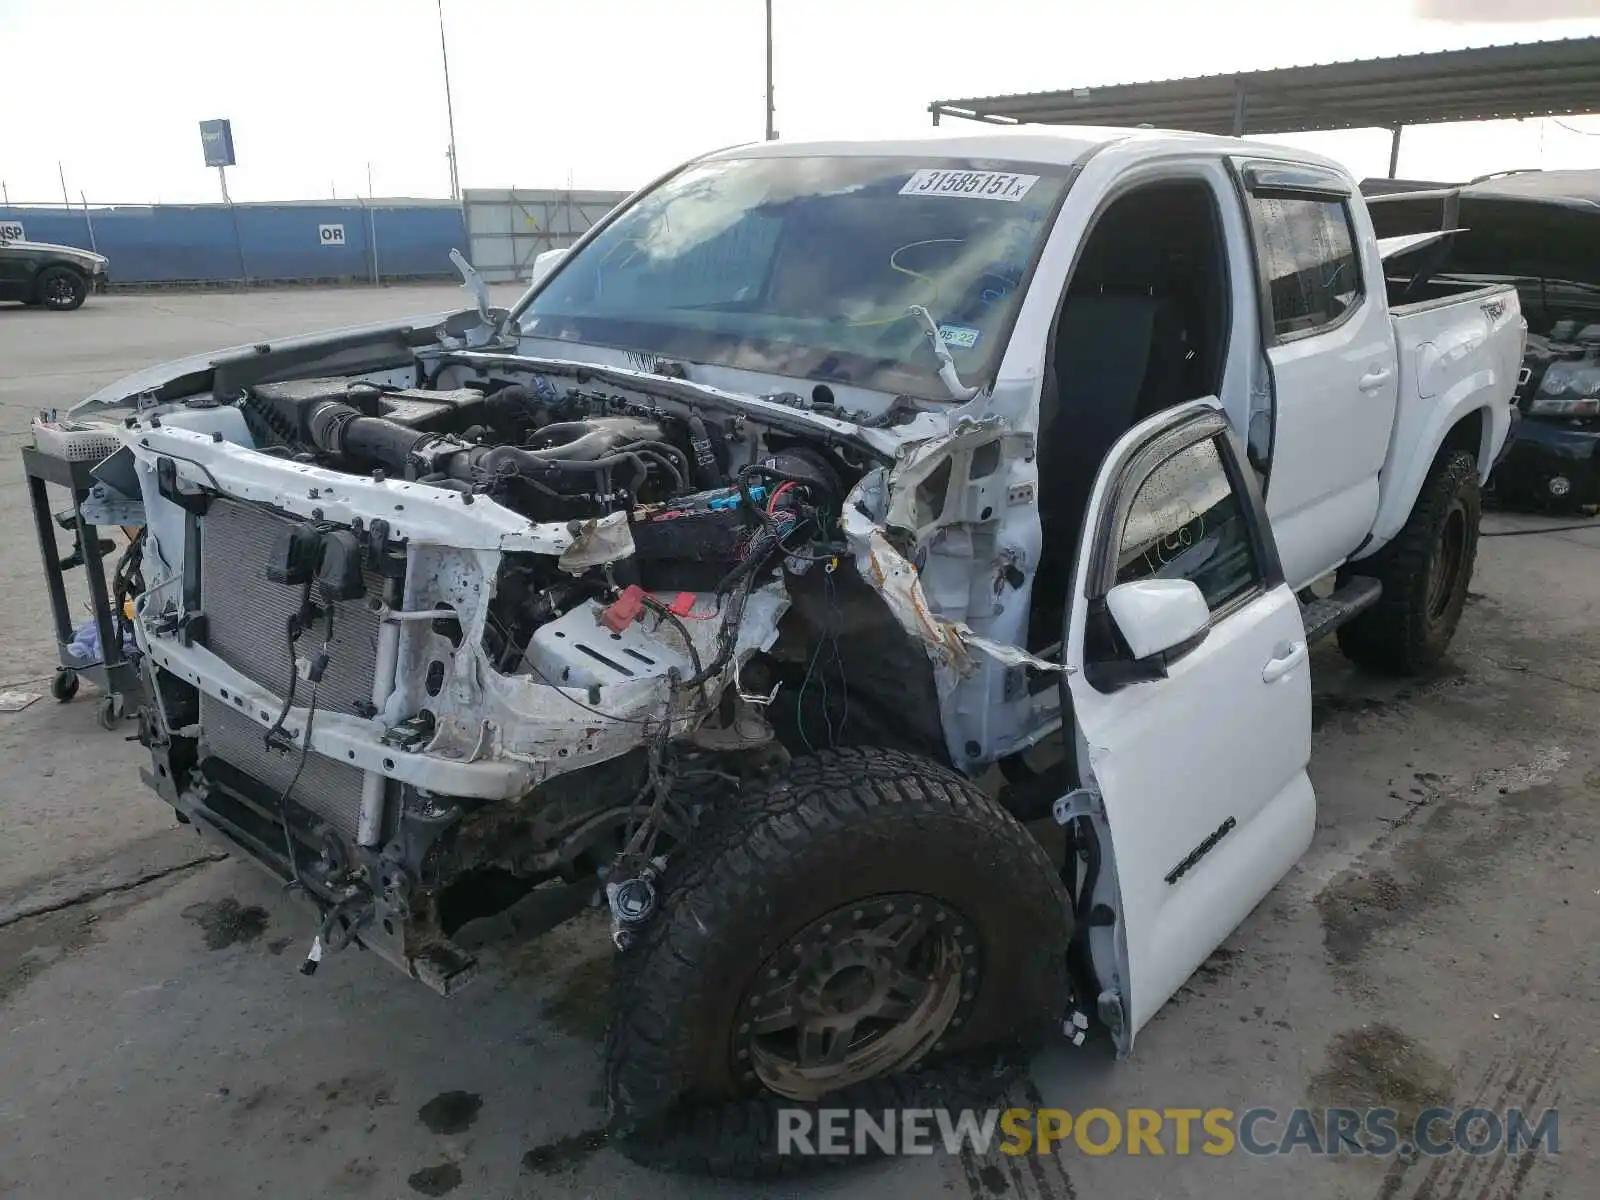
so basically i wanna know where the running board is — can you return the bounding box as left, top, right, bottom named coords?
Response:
left=1299, top=576, right=1382, bottom=644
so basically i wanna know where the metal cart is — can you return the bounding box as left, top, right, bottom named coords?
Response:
left=22, top=442, right=144, bottom=730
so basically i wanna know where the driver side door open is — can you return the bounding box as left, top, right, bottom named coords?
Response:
left=1064, top=401, right=1313, bottom=1051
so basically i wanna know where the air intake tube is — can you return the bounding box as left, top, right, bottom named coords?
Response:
left=304, top=399, right=459, bottom=476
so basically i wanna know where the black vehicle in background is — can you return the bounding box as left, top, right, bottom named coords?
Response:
left=1366, top=170, right=1600, bottom=511
left=0, top=232, right=110, bottom=311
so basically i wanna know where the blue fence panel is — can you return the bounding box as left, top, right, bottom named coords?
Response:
left=0, top=202, right=467, bottom=284
left=237, top=204, right=369, bottom=281
left=375, top=206, right=472, bottom=277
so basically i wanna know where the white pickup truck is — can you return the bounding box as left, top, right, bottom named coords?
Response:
left=72, top=127, right=1522, bottom=1173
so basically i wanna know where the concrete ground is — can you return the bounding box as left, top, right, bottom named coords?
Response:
left=1, top=289, right=1596, bottom=1199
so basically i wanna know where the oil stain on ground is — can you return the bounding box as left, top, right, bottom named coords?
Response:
left=539, top=954, right=613, bottom=1042
left=1316, top=868, right=1407, bottom=965
left=417, top=1090, right=482, bottom=1135
left=406, top=1162, right=462, bottom=1195
left=0, top=906, right=101, bottom=1007
left=182, top=897, right=269, bottom=950
left=1315, top=752, right=1570, bottom=966
left=522, top=1126, right=609, bottom=1174
left=1310, top=1023, right=1452, bottom=1133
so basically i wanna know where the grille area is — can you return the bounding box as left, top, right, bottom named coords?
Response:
left=200, top=498, right=383, bottom=717
left=200, top=693, right=366, bottom=839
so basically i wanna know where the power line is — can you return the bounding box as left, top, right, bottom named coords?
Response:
left=1551, top=118, right=1600, bottom=138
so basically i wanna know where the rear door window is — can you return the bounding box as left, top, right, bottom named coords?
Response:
left=1247, top=195, right=1363, bottom=339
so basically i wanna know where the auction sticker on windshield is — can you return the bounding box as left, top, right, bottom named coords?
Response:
left=900, top=169, right=1040, bottom=201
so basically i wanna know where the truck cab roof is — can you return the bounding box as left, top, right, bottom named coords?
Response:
left=702, top=125, right=1351, bottom=176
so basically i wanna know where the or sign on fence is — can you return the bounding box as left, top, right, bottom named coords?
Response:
left=318, top=223, right=347, bottom=246
left=0, top=222, right=24, bottom=242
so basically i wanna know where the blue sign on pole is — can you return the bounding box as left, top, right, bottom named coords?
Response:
left=199, top=120, right=236, bottom=168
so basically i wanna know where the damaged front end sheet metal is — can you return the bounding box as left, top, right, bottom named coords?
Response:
left=843, top=416, right=1067, bottom=684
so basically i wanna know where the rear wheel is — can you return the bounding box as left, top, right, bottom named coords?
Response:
left=605, top=745, right=1072, bottom=1177
left=35, top=266, right=87, bottom=311
left=1337, top=448, right=1480, bottom=674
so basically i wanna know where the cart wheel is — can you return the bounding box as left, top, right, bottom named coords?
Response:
left=51, top=670, right=80, bottom=703
left=97, top=694, right=124, bottom=731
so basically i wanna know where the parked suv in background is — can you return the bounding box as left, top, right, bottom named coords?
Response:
left=0, top=230, right=109, bottom=311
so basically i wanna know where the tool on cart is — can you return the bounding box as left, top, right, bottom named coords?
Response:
left=22, top=418, right=146, bottom=730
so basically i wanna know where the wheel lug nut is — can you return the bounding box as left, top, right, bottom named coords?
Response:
left=913, top=903, right=923, bottom=914
left=961, top=991, right=973, bottom=1000
left=737, top=1049, right=749, bottom=1060
left=768, top=968, right=779, bottom=979
left=853, top=909, right=863, bottom=920
left=821, top=924, right=833, bottom=935
left=738, top=1023, right=750, bottom=1034
left=883, top=902, right=895, bottom=913
left=749, top=993, right=762, bottom=1005
left=935, top=912, right=946, bottom=922
left=964, top=944, right=976, bottom=954
left=952, top=925, right=964, bottom=936
left=952, top=1017, right=964, bottom=1027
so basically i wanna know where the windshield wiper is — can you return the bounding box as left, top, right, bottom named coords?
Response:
left=908, top=305, right=980, bottom=402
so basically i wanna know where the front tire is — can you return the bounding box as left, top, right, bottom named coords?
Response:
left=35, top=266, right=87, bottom=311
left=1338, top=448, right=1480, bottom=674
left=605, top=745, right=1072, bottom=1177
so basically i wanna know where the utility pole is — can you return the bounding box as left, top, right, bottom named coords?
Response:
left=58, top=162, right=70, bottom=209
left=366, top=161, right=380, bottom=288
left=438, top=0, right=461, bottom=199
left=764, top=0, right=777, bottom=141
left=217, top=164, right=232, bottom=204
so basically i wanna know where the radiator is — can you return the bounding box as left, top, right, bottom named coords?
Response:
left=200, top=498, right=383, bottom=718
left=198, top=498, right=386, bottom=841
left=200, top=693, right=367, bottom=839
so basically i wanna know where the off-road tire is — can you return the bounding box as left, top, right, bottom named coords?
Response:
left=1337, top=448, right=1480, bottom=674
left=605, top=745, right=1073, bottom=1178
left=35, top=266, right=87, bottom=311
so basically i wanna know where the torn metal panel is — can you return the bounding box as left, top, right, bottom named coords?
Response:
left=844, top=518, right=1064, bottom=680
left=883, top=416, right=1033, bottom=541
left=557, top=511, right=636, bottom=575
left=438, top=587, right=790, bottom=783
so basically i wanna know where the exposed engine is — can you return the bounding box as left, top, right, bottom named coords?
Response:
left=224, top=372, right=860, bottom=722
left=242, top=375, right=844, bottom=518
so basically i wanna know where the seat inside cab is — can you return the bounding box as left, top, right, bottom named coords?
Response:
left=1029, top=179, right=1232, bottom=649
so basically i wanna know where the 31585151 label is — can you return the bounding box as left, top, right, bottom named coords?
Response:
left=899, top=169, right=1040, bottom=202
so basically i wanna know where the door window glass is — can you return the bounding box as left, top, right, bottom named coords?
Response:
left=1248, top=195, right=1362, bottom=337
left=1116, top=437, right=1260, bottom=611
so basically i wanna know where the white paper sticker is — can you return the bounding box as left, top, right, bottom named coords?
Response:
left=938, top=324, right=981, bottom=349
left=899, top=169, right=1040, bottom=202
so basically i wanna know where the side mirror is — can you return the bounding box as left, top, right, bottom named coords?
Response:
left=1105, top=578, right=1209, bottom=663
left=529, top=247, right=568, bottom=285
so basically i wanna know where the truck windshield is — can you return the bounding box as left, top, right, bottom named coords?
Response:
left=517, top=155, right=1070, bottom=400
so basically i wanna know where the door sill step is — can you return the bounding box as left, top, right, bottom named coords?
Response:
left=1300, top=576, right=1382, bottom=643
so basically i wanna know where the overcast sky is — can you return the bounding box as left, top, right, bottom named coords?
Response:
left=2, top=0, right=1599, bottom=204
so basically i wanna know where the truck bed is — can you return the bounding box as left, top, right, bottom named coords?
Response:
left=1367, top=281, right=1524, bottom=548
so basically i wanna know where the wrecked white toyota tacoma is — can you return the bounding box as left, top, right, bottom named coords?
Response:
left=70, top=129, right=1522, bottom=1174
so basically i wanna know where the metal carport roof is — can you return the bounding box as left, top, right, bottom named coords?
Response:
left=928, top=38, right=1600, bottom=140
